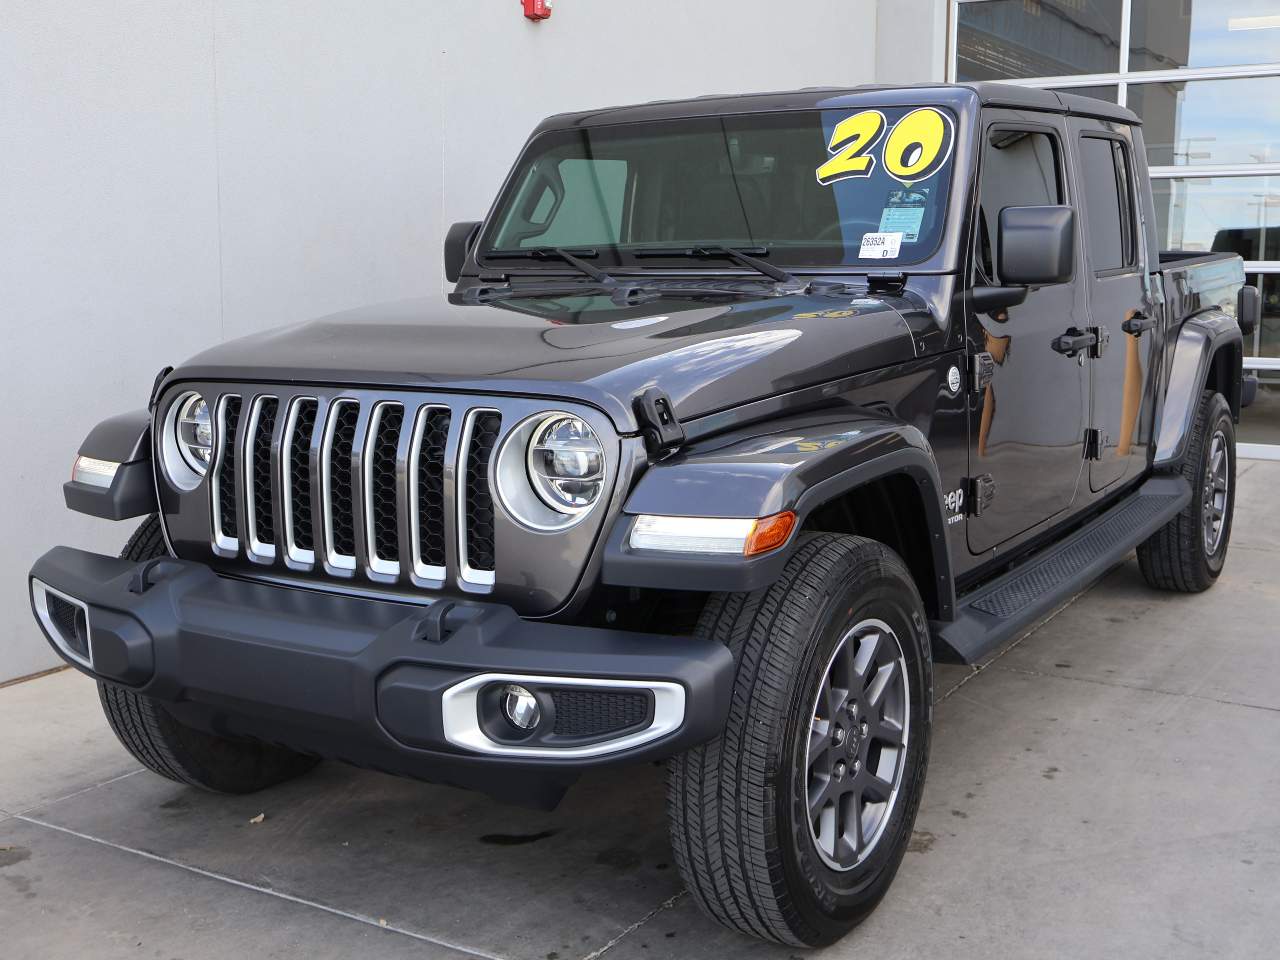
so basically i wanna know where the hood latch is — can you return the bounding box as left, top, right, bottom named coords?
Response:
left=633, top=388, right=685, bottom=459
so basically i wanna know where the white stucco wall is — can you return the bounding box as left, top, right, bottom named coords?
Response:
left=0, top=0, right=947, bottom=681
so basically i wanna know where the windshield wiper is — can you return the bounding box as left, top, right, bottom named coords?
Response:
left=486, top=246, right=618, bottom=281
left=631, top=245, right=806, bottom=291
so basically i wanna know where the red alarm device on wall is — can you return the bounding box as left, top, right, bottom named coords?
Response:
left=523, top=0, right=552, bottom=20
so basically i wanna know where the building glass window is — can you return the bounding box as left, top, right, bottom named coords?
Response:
left=957, top=0, right=1124, bottom=80
left=1128, top=77, right=1280, bottom=168
left=951, top=0, right=1280, bottom=455
left=1129, top=0, right=1280, bottom=72
left=1151, top=177, right=1280, bottom=256
left=1051, top=83, right=1121, bottom=102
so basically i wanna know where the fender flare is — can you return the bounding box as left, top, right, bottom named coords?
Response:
left=1153, top=310, right=1243, bottom=468
left=64, top=410, right=157, bottom=521
left=601, top=413, right=955, bottom=618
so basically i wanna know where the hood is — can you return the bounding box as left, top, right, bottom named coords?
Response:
left=176, top=288, right=926, bottom=432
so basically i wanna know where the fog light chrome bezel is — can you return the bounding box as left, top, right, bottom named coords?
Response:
left=441, top=674, right=684, bottom=758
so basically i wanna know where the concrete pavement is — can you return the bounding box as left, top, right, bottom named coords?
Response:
left=3, top=461, right=1278, bottom=959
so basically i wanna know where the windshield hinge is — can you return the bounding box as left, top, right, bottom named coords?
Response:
left=865, top=272, right=907, bottom=294
left=633, top=388, right=685, bottom=459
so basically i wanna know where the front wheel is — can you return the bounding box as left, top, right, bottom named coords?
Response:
left=667, top=534, right=932, bottom=947
left=98, top=516, right=319, bottom=794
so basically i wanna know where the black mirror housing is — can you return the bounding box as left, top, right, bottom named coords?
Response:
left=998, top=205, right=1074, bottom=287
left=445, top=220, right=482, bottom=284
left=1238, top=284, right=1261, bottom=337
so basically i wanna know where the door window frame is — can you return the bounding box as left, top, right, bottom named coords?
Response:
left=971, top=120, right=1071, bottom=286
left=1077, top=132, right=1140, bottom=278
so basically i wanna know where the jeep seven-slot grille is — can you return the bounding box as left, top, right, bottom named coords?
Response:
left=209, top=392, right=501, bottom=588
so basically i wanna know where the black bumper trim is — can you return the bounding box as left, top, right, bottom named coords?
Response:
left=28, top=547, right=734, bottom=806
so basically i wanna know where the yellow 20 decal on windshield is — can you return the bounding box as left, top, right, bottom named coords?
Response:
left=816, top=108, right=954, bottom=187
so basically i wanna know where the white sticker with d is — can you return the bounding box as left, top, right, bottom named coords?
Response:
left=859, top=232, right=903, bottom=259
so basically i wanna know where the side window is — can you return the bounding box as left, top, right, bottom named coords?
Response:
left=977, top=129, right=1063, bottom=282
left=1079, top=136, right=1136, bottom=272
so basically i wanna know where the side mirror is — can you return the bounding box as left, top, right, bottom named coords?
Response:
left=998, top=205, right=1074, bottom=287
left=444, top=220, right=482, bottom=284
left=1239, top=284, right=1261, bottom=337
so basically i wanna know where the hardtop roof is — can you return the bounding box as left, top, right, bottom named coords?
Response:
left=533, top=81, right=1138, bottom=133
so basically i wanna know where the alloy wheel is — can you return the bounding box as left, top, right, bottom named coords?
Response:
left=1203, top=428, right=1230, bottom=556
left=804, top=617, right=910, bottom=871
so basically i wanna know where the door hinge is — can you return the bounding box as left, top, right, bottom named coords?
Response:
left=1083, top=428, right=1105, bottom=460
left=966, top=474, right=996, bottom=517
left=1088, top=325, right=1111, bottom=358
left=970, top=352, right=995, bottom=393
left=633, top=387, right=685, bottom=459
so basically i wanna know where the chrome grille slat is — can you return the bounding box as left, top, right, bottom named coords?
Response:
left=458, top=409, right=501, bottom=586
left=281, top=397, right=318, bottom=567
left=408, top=405, right=451, bottom=584
left=363, top=401, right=403, bottom=580
left=321, top=399, right=360, bottom=573
left=243, top=395, right=279, bottom=563
left=210, top=394, right=242, bottom=556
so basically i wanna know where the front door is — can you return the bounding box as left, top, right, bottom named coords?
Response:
left=1072, top=124, right=1155, bottom=491
left=967, top=119, right=1088, bottom=556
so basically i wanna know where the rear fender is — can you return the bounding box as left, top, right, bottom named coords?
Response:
left=1153, top=310, right=1243, bottom=468
left=602, top=412, right=954, bottom=616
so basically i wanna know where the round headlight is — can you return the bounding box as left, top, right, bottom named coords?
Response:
left=160, top=391, right=212, bottom=491
left=527, top=416, right=605, bottom=514
left=174, top=393, right=212, bottom=474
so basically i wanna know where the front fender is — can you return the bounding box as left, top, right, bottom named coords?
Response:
left=1153, top=311, right=1243, bottom=468
left=601, top=411, right=952, bottom=610
left=64, top=410, right=157, bottom=520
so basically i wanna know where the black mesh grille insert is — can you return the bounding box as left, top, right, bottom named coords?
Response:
left=328, top=402, right=359, bottom=557
left=218, top=397, right=242, bottom=540
left=288, top=400, right=318, bottom=552
left=46, top=594, right=89, bottom=661
left=416, top=408, right=451, bottom=570
left=551, top=689, right=649, bottom=737
left=465, top=412, right=501, bottom=573
left=370, top=404, right=403, bottom=563
left=251, top=398, right=278, bottom=546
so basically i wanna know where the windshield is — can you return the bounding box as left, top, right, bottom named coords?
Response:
left=479, top=106, right=957, bottom=270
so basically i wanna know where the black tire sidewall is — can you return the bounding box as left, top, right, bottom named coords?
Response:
left=777, top=547, right=932, bottom=942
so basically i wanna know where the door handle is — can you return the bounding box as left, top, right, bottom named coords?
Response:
left=1051, top=328, right=1098, bottom=357
left=1121, top=311, right=1157, bottom=336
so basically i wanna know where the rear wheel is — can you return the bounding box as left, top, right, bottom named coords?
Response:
left=1138, top=390, right=1235, bottom=592
left=667, top=534, right=932, bottom=946
left=98, top=515, right=319, bottom=794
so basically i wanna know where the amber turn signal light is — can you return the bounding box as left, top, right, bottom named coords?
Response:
left=743, top=511, right=797, bottom=557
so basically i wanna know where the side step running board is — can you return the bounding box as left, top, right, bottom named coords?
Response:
left=931, top=475, right=1191, bottom=664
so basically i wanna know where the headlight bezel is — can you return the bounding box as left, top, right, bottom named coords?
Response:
left=160, top=390, right=212, bottom=490
left=493, top=411, right=609, bottom=532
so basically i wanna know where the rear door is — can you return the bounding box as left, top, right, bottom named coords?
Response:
left=1071, top=123, right=1155, bottom=491
left=967, top=114, right=1088, bottom=556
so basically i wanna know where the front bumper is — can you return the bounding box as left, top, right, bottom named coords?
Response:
left=28, top=547, right=734, bottom=807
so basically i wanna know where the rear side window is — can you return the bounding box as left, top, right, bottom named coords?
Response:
left=976, top=129, right=1063, bottom=282
left=1079, top=136, right=1136, bottom=272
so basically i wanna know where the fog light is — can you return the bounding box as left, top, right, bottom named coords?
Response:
left=502, top=684, right=541, bottom=731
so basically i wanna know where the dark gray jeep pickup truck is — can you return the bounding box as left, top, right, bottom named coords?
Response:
left=30, top=82, right=1260, bottom=946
